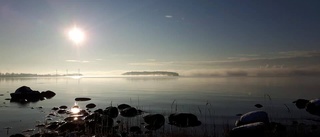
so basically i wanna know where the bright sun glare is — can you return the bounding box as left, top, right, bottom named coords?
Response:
left=68, top=26, right=85, bottom=45
left=71, top=102, right=81, bottom=114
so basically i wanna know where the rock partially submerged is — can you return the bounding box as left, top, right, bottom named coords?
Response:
left=168, top=113, right=201, bottom=127
left=293, top=99, right=309, bottom=109
left=306, top=99, right=320, bottom=116
left=86, top=103, right=96, bottom=109
left=104, top=106, right=119, bottom=118
left=230, top=122, right=266, bottom=137
left=293, top=98, right=320, bottom=116
left=120, top=107, right=138, bottom=117
left=235, top=110, right=269, bottom=126
left=10, top=86, right=56, bottom=103
left=75, top=97, right=91, bottom=101
left=143, top=114, right=165, bottom=130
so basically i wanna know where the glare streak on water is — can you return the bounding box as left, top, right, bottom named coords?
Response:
left=0, top=76, right=319, bottom=136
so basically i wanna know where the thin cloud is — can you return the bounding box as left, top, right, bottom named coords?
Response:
left=165, top=15, right=173, bottom=18
left=278, top=50, right=320, bottom=58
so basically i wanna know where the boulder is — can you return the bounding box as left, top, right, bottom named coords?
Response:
left=94, top=109, right=103, bottom=114
left=86, top=103, right=96, bottom=109
left=10, top=86, right=55, bottom=103
left=143, top=114, right=165, bottom=130
left=168, top=113, right=201, bottom=127
left=306, top=99, right=320, bottom=116
left=46, top=121, right=61, bottom=130
left=10, top=134, right=25, bottom=137
left=15, top=86, right=33, bottom=93
left=75, top=97, right=91, bottom=101
left=293, top=99, right=309, bottom=109
left=101, top=115, right=114, bottom=128
left=104, top=106, right=119, bottom=118
left=59, top=105, right=68, bottom=109
left=235, top=110, right=269, bottom=126
left=57, top=121, right=85, bottom=132
left=40, top=90, right=56, bottom=99
left=130, top=126, right=142, bottom=134
left=118, top=104, right=131, bottom=110
left=120, top=107, right=138, bottom=117
left=230, top=122, right=266, bottom=137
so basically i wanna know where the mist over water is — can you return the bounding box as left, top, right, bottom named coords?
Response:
left=0, top=76, right=320, bottom=136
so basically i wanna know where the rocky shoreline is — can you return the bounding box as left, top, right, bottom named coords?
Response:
left=6, top=86, right=320, bottom=137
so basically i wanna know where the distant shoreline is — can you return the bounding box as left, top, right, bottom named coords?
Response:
left=0, top=73, right=82, bottom=78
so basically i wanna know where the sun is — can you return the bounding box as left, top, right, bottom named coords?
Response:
left=68, top=26, right=85, bottom=45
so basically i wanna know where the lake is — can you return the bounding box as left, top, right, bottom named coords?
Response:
left=0, top=76, right=320, bottom=136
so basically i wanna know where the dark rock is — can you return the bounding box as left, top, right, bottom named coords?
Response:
left=137, top=109, right=144, bottom=115
left=22, top=129, right=35, bottom=133
left=118, top=104, right=131, bottom=110
left=270, top=122, right=286, bottom=133
left=10, top=89, right=41, bottom=102
left=230, top=122, right=266, bottom=137
left=293, top=99, right=309, bottom=109
left=79, top=110, right=89, bottom=116
left=254, top=104, right=263, bottom=108
left=10, top=86, right=55, bottom=103
left=120, top=107, right=138, bottom=117
left=31, top=132, right=58, bottom=137
left=57, top=109, right=67, bottom=114
left=86, top=103, right=96, bottom=109
left=51, top=107, right=59, bottom=111
left=15, top=86, right=33, bottom=93
left=75, top=97, right=91, bottom=101
left=46, top=121, right=61, bottom=130
left=85, top=113, right=101, bottom=122
left=143, top=114, right=165, bottom=130
left=10, top=134, right=25, bottom=137
left=306, top=99, right=320, bottom=116
left=57, top=121, right=85, bottom=132
left=59, top=105, right=68, bottom=109
left=168, top=113, right=201, bottom=127
left=94, top=109, right=103, bottom=114
left=101, top=115, right=114, bottom=128
left=35, top=124, right=45, bottom=128
left=40, top=90, right=56, bottom=99
left=130, top=126, right=142, bottom=134
left=104, top=106, right=119, bottom=118
left=235, top=110, right=269, bottom=126
left=64, top=117, right=77, bottom=122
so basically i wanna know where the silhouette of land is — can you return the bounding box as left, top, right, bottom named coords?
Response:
left=0, top=73, right=82, bottom=77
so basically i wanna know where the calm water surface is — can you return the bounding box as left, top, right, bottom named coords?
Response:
left=0, top=76, right=319, bottom=136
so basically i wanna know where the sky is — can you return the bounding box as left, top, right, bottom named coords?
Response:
left=0, top=0, right=320, bottom=76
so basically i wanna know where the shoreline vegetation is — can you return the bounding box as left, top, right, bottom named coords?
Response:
left=0, top=73, right=82, bottom=78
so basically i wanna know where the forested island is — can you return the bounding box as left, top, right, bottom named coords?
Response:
left=122, top=71, right=179, bottom=76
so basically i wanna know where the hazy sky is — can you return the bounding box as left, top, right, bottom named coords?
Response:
left=0, top=0, right=320, bottom=76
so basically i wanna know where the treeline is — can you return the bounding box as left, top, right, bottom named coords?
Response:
left=0, top=73, right=56, bottom=77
